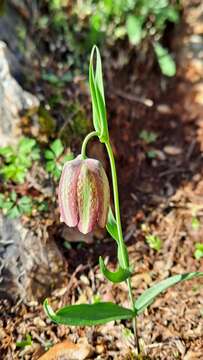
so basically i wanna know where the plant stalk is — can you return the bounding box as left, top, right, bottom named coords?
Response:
left=81, top=131, right=98, bottom=159
left=105, top=140, right=140, bottom=353
left=81, top=134, right=140, bottom=352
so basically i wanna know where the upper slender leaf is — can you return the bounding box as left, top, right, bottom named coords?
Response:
left=89, top=46, right=109, bottom=142
left=95, top=46, right=105, bottom=103
left=99, top=256, right=131, bottom=283
left=89, top=55, right=101, bottom=134
left=135, top=272, right=203, bottom=315
left=44, top=299, right=134, bottom=326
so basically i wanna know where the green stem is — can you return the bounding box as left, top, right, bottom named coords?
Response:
left=81, top=131, right=98, bottom=159
left=105, top=141, right=140, bottom=352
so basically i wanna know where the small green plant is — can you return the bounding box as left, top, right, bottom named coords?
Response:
left=0, top=192, right=32, bottom=218
left=16, top=334, right=32, bottom=348
left=45, top=139, right=74, bottom=180
left=191, top=217, right=200, bottom=231
left=44, top=46, right=203, bottom=355
left=146, top=234, right=162, bottom=251
left=194, top=243, right=203, bottom=260
left=0, top=137, right=40, bottom=184
left=139, top=130, right=158, bottom=144
left=146, top=150, right=158, bottom=159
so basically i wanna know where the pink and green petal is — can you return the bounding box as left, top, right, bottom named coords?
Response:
left=96, top=164, right=110, bottom=228
left=77, top=162, right=99, bottom=234
left=58, top=157, right=81, bottom=227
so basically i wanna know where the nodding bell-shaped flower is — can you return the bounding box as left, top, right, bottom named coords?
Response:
left=58, top=155, right=110, bottom=234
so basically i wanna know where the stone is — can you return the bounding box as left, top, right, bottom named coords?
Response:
left=0, top=215, right=66, bottom=301
left=0, top=41, right=39, bottom=146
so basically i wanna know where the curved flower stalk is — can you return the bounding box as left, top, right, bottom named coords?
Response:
left=58, top=155, right=110, bottom=234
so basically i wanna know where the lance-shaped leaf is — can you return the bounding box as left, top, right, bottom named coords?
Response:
left=89, top=53, right=100, bottom=134
left=135, top=272, right=203, bottom=315
left=99, top=256, right=131, bottom=283
left=44, top=299, right=135, bottom=326
left=89, top=46, right=109, bottom=142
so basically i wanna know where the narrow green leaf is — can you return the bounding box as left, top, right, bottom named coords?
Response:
left=106, top=207, right=119, bottom=243
left=94, top=46, right=108, bottom=142
left=44, top=299, right=134, bottom=326
left=106, top=208, right=129, bottom=268
left=89, top=46, right=109, bottom=142
left=95, top=82, right=108, bottom=142
left=154, top=42, right=176, bottom=77
left=135, top=272, right=203, bottom=315
left=99, top=256, right=131, bottom=283
left=95, top=46, right=105, bottom=103
left=89, top=49, right=101, bottom=134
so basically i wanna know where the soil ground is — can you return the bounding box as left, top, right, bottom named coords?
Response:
left=0, top=1, right=203, bottom=359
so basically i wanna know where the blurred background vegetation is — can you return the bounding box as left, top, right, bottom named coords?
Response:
left=38, top=0, right=180, bottom=76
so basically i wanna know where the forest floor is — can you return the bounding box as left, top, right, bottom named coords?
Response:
left=1, top=1, right=203, bottom=359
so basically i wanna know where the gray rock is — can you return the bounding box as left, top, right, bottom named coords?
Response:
left=0, top=41, right=39, bottom=146
left=0, top=215, right=66, bottom=301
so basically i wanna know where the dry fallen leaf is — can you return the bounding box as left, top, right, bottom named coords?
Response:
left=38, top=341, right=93, bottom=360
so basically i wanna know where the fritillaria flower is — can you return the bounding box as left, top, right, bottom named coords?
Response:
left=58, top=156, right=110, bottom=234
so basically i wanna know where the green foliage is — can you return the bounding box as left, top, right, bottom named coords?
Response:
left=39, top=0, right=180, bottom=76
left=16, top=334, right=32, bottom=348
left=126, top=15, right=143, bottom=46
left=194, top=243, right=203, bottom=260
left=0, top=137, right=40, bottom=184
left=191, top=217, right=200, bottom=231
left=146, top=234, right=162, bottom=251
left=146, top=150, right=158, bottom=159
left=0, top=192, right=32, bottom=218
left=154, top=42, right=176, bottom=77
left=44, top=299, right=134, bottom=326
left=45, top=139, right=74, bottom=180
left=139, top=130, right=158, bottom=144
left=0, top=136, right=72, bottom=220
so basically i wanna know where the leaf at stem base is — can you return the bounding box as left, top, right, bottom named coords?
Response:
left=44, top=299, right=135, bottom=326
